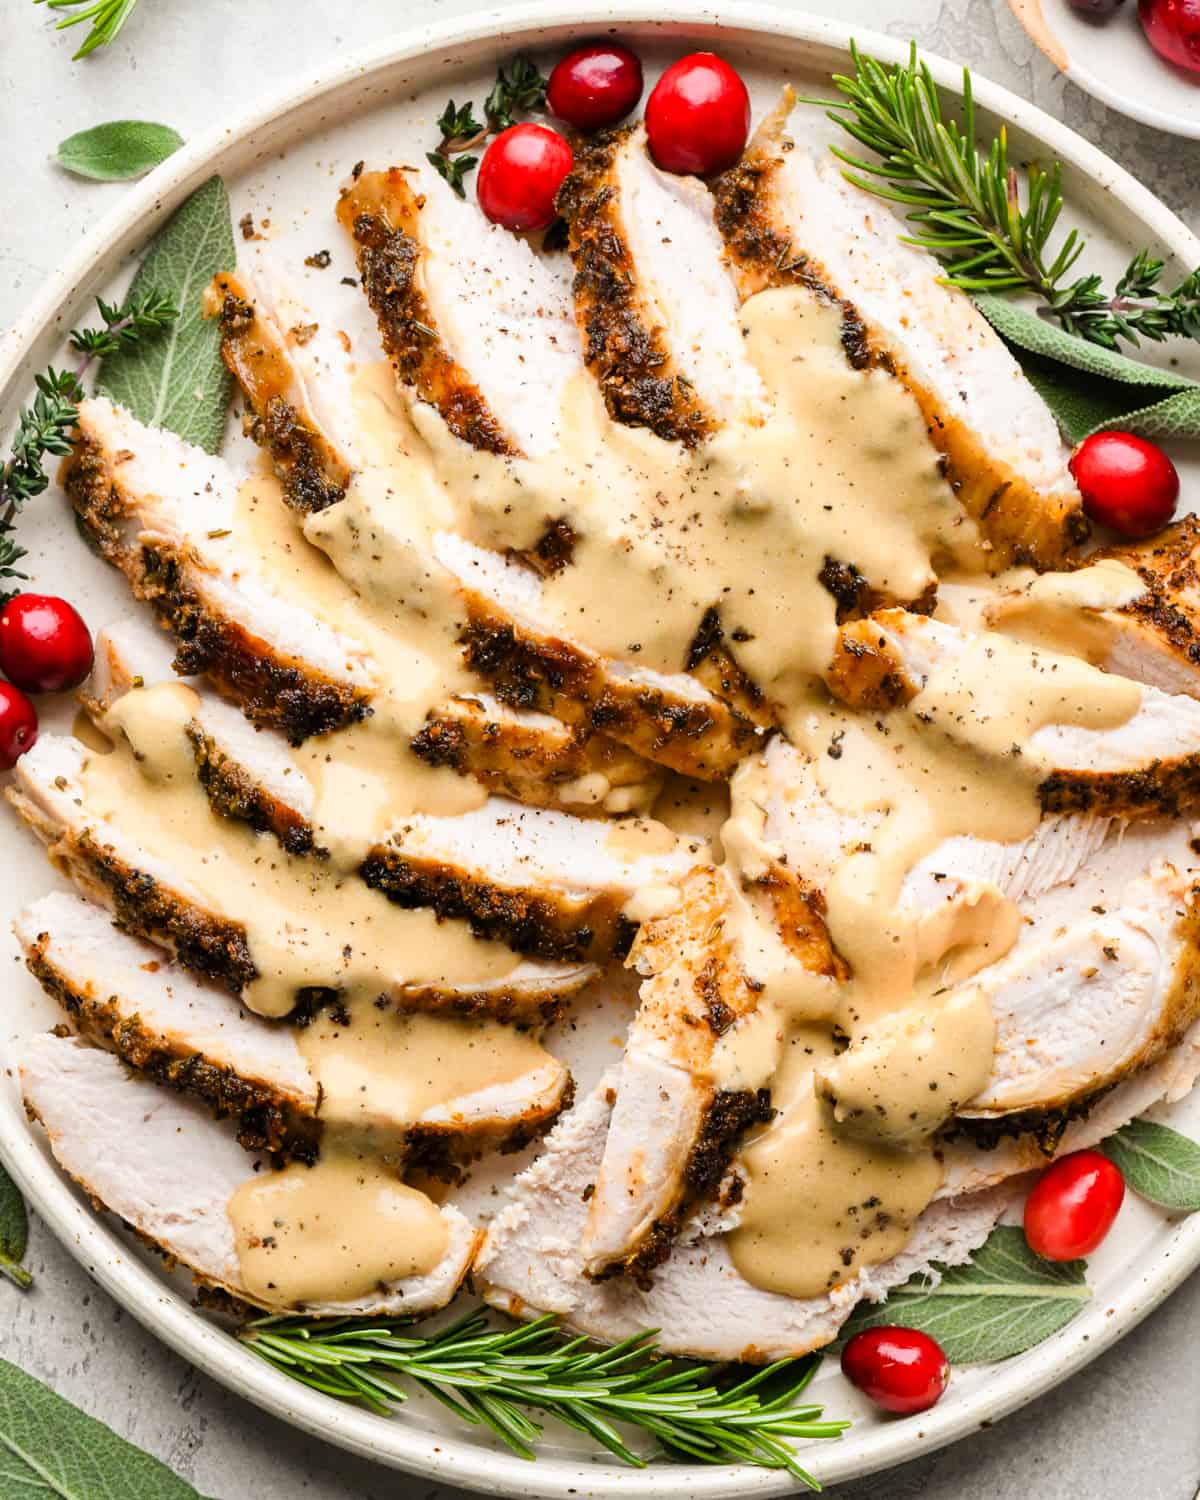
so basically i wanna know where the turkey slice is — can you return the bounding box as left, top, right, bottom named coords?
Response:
left=15, top=892, right=571, bottom=1163
left=475, top=1072, right=1009, bottom=1361
left=19, top=1034, right=478, bottom=1316
left=711, top=102, right=1084, bottom=570
left=64, top=397, right=375, bottom=743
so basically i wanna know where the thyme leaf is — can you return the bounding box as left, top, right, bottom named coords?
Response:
left=426, top=151, right=480, bottom=199
left=0, top=291, right=177, bottom=600
left=428, top=53, right=552, bottom=200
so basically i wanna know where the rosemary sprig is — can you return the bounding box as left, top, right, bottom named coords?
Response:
left=32, top=0, right=141, bottom=58
left=427, top=54, right=550, bottom=197
left=0, top=291, right=176, bottom=596
left=808, top=43, right=1200, bottom=350
left=241, top=1310, right=848, bottom=1484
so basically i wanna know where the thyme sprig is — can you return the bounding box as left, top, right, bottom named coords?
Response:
left=241, top=1309, right=847, bottom=1484
left=427, top=54, right=550, bottom=197
left=0, top=291, right=176, bottom=596
left=808, top=43, right=1200, bottom=350
left=32, top=0, right=141, bottom=58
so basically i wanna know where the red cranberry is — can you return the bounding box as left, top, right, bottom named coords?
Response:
left=841, top=1327, right=950, bottom=1415
left=0, top=593, right=94, bottom=694
left=547, top=42, right=644, bottom=130
left=644, top=52, right=751, bottom=176
left=1139, top=0, right=1200, bottom=71
left=476, top=123, right=574, bottom=233
left=0, top=681, right=38, bottom=771
left=1069, top=430, right=1179, bottom=538
left=1024, top=1150, right=1125, bottom=1261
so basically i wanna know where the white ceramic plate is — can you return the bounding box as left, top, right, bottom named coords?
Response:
left=4, top=6, right=1200, bottom=1495
left=1009, top=0, right=1200, bottom=138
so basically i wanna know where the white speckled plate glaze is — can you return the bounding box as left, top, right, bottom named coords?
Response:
left=1009, top=0, right=1200, bottom=137
left=3, top=6, right=1200, bottom=1495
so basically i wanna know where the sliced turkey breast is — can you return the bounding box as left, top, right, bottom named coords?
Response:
left=64, top=398, right=375, bottom=743
left=364, top=803, right=707, bottom=964
left=15, top=892, right=571, bottom=1162
left=210, top=269, right=353, bottom=513
left=943, top=1015, right=1200, bottom=1191
left=556, top=125, right=768, bottom=443
left=711, top=107, right=1085, bottom=571
left=90, top=615, right=322, bottom=855
left=434, top=530, right=765, bottom=778
left=20, top=1034, right=478, bottom=1315
left=828, top=609, right=1200, bottom=816
left=951, top=858, right=1200, bottom=1119
left=580, top=863, right=842, bottom=1280
left=475, top=1072, right=1008, bottom=1361
left=981, top=525, right=1200, bottom=700
left=8, top=734, right=598, bottom=1022
left=755, top=734, right=1114, bottom=937
left=412, top=695, right=662, bottom=815
left=338, top=162, right=579, bottom=459
left=90, top=619, right=674, bottom=950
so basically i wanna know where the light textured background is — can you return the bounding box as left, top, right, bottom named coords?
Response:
left=3, top=1, right=1200, bottom=1496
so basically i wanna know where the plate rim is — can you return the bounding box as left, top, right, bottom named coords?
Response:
left=1006, top=0, right=1200, bottom=140
left=3, top=4, right=1200, bottom=1495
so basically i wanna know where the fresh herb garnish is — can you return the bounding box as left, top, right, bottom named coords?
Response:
left=56, top=119, right=182, bottom=180
left=32, top=0, right=141, bottom=59
left=0, top=1159, right=32, bottom=1290
left=0, top=1355, right=209, bottom=1496
left=975, top=294, right=1200, bottom=443
left=485, top=54, right=550, bottom=132
left=1103, top=1120, right=1200, bottom=1211
left=426, top=151, right=480, bottom=198
left=428, top=53, right=549, bottom=197
left=807, top=43, right=1200, bottom=351
left=241, top=1309, right=848, bottom=1483
left=97, top=175, right=237, bottom=453
left=840, top=1226, right=1090, bottom=1364
left=0, top=291, right=176, bottom=600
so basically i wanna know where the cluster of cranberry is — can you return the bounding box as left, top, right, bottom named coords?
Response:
left=475, top=46, right=751, bottom=231
left=0, top=594, right=92, bottom=770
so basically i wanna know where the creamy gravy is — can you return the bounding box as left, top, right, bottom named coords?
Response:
left=85, top=267, right=1130, bottom=1309
left=228, top=1148, right=448, bottom=1308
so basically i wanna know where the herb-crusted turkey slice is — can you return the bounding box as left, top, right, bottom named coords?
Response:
left=8, top=734, right=597, bottom=1023
left=581, top=862, right=848, bottom=1281
left=412, top=694, right=662, bottom=815
left=827, top=609, right=1200, bottom=817
left=15, top=892, right=572, bottom=1164
left=475, top=1072, right=1009, bottom=1361
left=435, top=531, right=765, bottom=779
left=19, top=1034, right=480, bottom=1315
left=64, top=397, right=375, bottom=743
left=557, top=124, right=768, bottom=443
left=711, top=101, right=1086, bottom=570
left=365, top=804, right=707, bottom=964
left=338, top=162, right=580, bottom=458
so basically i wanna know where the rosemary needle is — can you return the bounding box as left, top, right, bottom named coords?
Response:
left=803, top=42, right=1200, bottom=351
left=33, top=0, right=141, bottom=59
left=241, top=1310, right=849, bottom=1484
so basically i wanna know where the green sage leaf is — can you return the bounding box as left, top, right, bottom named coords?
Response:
left=96, top=175, right=235, bottom=454
left=56, top=120, right=184, bottom=181
left=0, top=1356, right=209, bottom=1497
left=1103, top=1119, right=1200, bottom=1211
left=0, top=1158, right=31, bottom=1290
left=839, top=1225, right=1090, bottom=1363
left=974, top=294, right=1200, bottom=445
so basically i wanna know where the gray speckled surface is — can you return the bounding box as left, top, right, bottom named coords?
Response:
left=3, top=1, right=1200, bottom=1495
